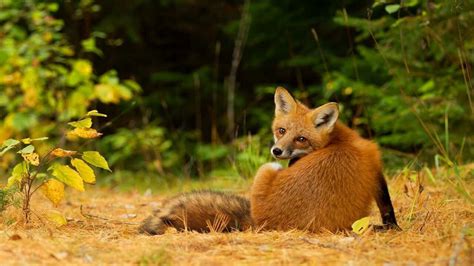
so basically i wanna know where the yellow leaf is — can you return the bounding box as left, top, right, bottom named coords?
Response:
left=49, top=164, right=84, bottom=192
left=42, top=32, right=53, bottom=43
left=69, top=128, right=103, bottom=139
left=73, top=60, right=92, bottom=77
left=68, top=118, right=92, bottom=128
left=22, top=152, right=40, bottom=166
left=21, top=138, right=32, bottom=144
left=20, top=137, right=48, bottom=144
left=116, top=85, right=132, bottom=100
left=86, top=110, right=107, bottom=117
left=71, top=158, right=96, bottom=184
left=47, top=210, right=68, bottom=227
left=351, top=216, right=371, bottom=235
left=23, top=87, right=38, bottom=107
left=95, top=84, right=120, bottom=104
left=82, top=151, right=111, bottom=171
left=41, top=179, right=64, bottom=206
left=51, top=148, right=77, bottom=158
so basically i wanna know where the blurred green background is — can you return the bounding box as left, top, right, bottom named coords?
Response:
left=0, top=0, right=472, bottom=190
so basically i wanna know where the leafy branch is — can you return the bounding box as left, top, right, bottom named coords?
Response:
left=0, top=110, right=110, bottom=225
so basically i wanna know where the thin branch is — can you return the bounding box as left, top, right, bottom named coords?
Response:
left=226, top=0, right=251, bottom=140
left=80, top=205, right=140, bottom=225
left=311, top=28, right=330, bottom=77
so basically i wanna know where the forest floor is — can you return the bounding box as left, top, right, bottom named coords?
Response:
left=0, top=165, right=473, bottom=265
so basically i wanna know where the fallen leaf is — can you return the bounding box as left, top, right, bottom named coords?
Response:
left=9, top=234, right=22, bottom=241
left=352, top=216, right=371, bottom=235
left=47, top=211, right=68, bottom=227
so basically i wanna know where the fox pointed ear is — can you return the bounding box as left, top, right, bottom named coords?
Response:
left=274, top=87, right=297, bottom=116
left=311, top=102, right=339, bottom=131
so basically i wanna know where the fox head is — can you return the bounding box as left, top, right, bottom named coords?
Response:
left=271, top=87, right=339, bottom=160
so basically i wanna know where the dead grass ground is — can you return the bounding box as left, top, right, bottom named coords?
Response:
left=1, top=167, right=473, bottom=265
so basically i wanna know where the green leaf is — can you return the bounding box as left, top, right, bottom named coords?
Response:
left=49, top=164, right=84, bottom=192
left=0, top=139, right=20, bottom=155
left=48, top=3, right=59, bottom=12
left=18, top=145, right=35, bottom=154
left=82, top=151, right=111, bottom=171
left=2, top=139, right=20, bottom=148
left=404, top=0, right=419, bottom=7
left=352, top=217, right=371, bottom=235
left=68, top=118, right=92, bottom=128
left=81, top=38, right=103, bottom=56
left=71, top=158, right=96, bottom=184
left=7, top=162, right=28, bottom=188
left=123, top=80, right=142, bottom=92
left=385, top=4, right=400, bottom=14
left=86, top=110, right=107, bottom=117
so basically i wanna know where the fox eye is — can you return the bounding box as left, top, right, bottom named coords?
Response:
left=278, top=128, right=286, bottom=135
left=296, top=136, right=306, bottom=142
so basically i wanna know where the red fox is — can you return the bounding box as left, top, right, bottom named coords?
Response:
left=251, top=87, right=398, bottom=232
left=139, top=87, right=399, bottom=234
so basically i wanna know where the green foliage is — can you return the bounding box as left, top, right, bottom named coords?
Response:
left=327, top=1, right=473, bottom=160
left=99, top=126, right=176, bottom=174
left=0, top=186, right=17, bottom=212
left=233, top=134, right=273, bottom=179
left=0, top=0, right=138, bottom=148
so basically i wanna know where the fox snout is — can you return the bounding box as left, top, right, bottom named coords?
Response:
left=271, top=147, right=284, bottom=158
left=271, top=146, right=295, bottom=159
left=271, top=144, right=314, bottom=160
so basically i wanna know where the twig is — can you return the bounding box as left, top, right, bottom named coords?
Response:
left=80, top=205, right=140, bottom=225
left=418, top=210, right=431, bottom=232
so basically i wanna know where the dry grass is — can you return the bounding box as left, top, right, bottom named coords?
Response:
left=1, top=166, right=473, bottom=265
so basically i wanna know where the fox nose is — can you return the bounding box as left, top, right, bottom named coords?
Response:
left=272, top=148, right=283, bottom=156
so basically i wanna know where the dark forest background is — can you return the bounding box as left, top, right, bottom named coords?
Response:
left=0, top=0, right=472, bottom=188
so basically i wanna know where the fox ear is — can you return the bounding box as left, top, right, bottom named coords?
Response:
left=311, top=102, right=339, bottom=131
left=274, top=87, right=297, bottom=116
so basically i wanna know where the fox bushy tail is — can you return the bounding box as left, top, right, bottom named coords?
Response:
left=139, top=190, right=252, bottom=235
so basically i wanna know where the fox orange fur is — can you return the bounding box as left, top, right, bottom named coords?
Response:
left=250, top=87, right=399, bottom=232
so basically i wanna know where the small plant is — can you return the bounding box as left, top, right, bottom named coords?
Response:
left=0, top=110, right=110, bottom=224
